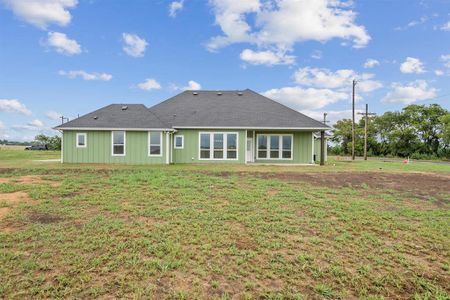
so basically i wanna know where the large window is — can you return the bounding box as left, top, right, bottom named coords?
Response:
left=76, top=133, right=86, bottom=148
left=112, top=131, right=125, bottom=156
left=199, top=132, right=238, bottom=160
left=149, top=132, right=162, bottom=156
left=257, top=134, right=292, bottom=160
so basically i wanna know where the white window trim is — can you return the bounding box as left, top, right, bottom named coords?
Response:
left=256, top=134, right=294, bottom=160
left=174, top=135, right=184, bottom=149
left=148, top=131, right=163, bottom=157
left=198, top=132, right=239, bottom=161
left=76, top=133, right=87, bottom=148
left=112, top=131, right=126, bottom=156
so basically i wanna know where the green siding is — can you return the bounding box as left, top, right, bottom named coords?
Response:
left=314, top=138, right=328, bottom=162
left=63, top=129, right=316, bottom=165
left=172, top=129, right=245, bottom=164
left=63, top=130, right=167, bottom=164
left=254, top=131, right=314, bottom=164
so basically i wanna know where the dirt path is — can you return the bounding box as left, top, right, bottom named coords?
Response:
left=262, top=171, right=450, bottom=202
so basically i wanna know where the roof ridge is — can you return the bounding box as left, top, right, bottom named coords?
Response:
left=147, top=108, right=171, bottom=128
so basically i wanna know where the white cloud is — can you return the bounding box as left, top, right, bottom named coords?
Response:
left=240, top=48, right=295, bottom=66
left=363, top=58, right=379, bottom=68
left=382, top=80, right=437, bottom=104
left=0, top=121, right=5, bottom=130
left=400, top=57, right=425, bottom=74
left=207, top=0, right=370, bottom=52
left=293, top=67, right=382, bottom=93
left=440, top=20, right=450, bottom=31
left=395, top=16, right=428, bottom=31
left=58, top=70, right=112, bottom=81
left=263, top=87, right=348, bottom=110
left=47, top=31, right=81, bottom=55
left=45, top=111, right=62, bottom=120
left=440, top=54, right=450, bottom=68
left=122, top=33, right=148, bottom=57
left=0, top=99, right=32, bottom=115
left=435, top=70, right=444, bottom=76
left=169, top=0, right=184, bottom=17
left=137, top=78, right=161, bottom=91
left=12, top=119, right=46, bottom=131
left=311, top=50, right=322, bottom=60
left=2, top=0, right=78, bottom=29
left=183, top=80, right=202, bottom=90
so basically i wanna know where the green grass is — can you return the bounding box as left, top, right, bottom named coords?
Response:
left=1, top=149, right=450, bottom=173
left=0, top=150, right=449, bottom=298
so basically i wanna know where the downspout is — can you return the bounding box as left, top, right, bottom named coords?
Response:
left=245, top=129, right=248, bottom=164
left=59, top=130, right=63, bottom=163
left=165, top=131, right=170, bottom=164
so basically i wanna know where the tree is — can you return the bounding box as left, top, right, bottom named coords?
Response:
left=441, top=113, right=450, bottom=145
left=331, top=104, right=449, bottom=159
left=331, top=119, right=353, bottom=155
left=34, top=134, right=61, bottom=150
left=402, top=104, right=447, bottom=155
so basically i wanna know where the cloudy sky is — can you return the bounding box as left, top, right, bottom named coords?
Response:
left=0, top=0, right=449, bottom=141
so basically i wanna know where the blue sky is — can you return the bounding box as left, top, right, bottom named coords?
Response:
left=0, top=0, right=449, bottom=141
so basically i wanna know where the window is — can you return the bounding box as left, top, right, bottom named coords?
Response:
left=76, top=133, right=86, bottom=148
left=199, top=132, right=238, bottom=160
left=256, top=134, right=293, bottom=160
left=257, top=135, right=267, bottom=158
left=213, top=133, right=224, bottom=159
left=112, top=131, right=125, bottom=156
left=282, top=135, right=292, bottom=158
left=227, top=134, right=237, bottom=159
left=200, top=133, right=210, bottom=159
left=174, top=135, right=184, bottom=149
left=149, top=132, right=162, bottom=156
left=270, top=136, right=279, bottom=158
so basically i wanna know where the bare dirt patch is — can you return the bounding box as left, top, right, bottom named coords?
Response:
left=259, top=172, right=450, bottom=203
left=0, top=191, right=32, bottom=204
left=29, top=212, right=63, bottom=224
left=0, top=191, right=34, bottom=228
left=0, top=175, right=61, bottom=187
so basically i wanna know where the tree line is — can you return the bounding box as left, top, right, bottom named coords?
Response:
left=331, top=104, right=450, bottom=159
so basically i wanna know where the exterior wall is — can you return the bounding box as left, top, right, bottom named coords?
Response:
left=172, top=129, right=245, bottom=164
left=62, top=130, right=167, bottom=164
left=314, top=137, right=328, bottom=162
left=253, top=131, right=314, bottom=164
left=62, top=129, right=316, bottom=165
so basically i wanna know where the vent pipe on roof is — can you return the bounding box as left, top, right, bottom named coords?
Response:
left=193, top=92, right=198, bottom=95
left=237, top=92, right=243, bottom=96
left=93, top=116, right=98, bottom=120
left=121, top=105, right=128, bottom=110
left=217, top=92, right=222, bottom=95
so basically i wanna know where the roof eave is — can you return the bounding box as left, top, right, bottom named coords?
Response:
left=54, top=127, right=175, bottom=131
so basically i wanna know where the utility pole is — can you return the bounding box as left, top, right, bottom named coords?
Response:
left=60, top=116, right=69, bottom=124
left=357, top=104, right=376, bottom=160
left=323, top=112, right=330, bottom=125
left=352, top=79, right=357, bottom=160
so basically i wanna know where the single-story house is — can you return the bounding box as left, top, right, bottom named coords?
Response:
left=55, top=89, right=329, bottom=165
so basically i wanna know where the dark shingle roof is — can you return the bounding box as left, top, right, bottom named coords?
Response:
left=149, top=89, right=329, bottom=129
left=55, top=104, right=170, bottom=130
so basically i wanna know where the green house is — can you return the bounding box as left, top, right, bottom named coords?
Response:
left=55, top=90, right=329, bottom=165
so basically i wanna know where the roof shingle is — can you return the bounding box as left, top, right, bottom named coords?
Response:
left=149, top=89, right=329, bottom=129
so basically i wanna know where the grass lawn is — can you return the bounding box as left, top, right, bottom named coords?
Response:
left=0, top=150, right=449, bottom=299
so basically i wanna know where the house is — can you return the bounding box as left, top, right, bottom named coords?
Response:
left=55, top=89, right=329, bottom=165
